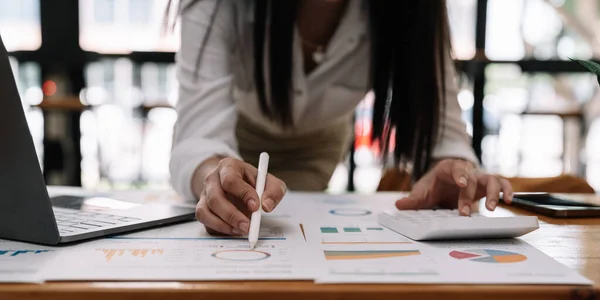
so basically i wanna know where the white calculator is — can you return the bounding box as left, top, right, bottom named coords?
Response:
left=378, top=209, right=540, bottom=241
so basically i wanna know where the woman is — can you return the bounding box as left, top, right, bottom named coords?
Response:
left=168, top=0, right=514, bottom=236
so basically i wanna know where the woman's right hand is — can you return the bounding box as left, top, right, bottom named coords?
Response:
left=192, top=157, right=287, bottom=236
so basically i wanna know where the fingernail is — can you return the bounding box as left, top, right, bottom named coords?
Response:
left=248, top=199, right=257, bottom=211
left=489, top=200, right=497, bottom=210
left=459, top=176, right=468, bottom=186
left=461, top=205, right=471, bottom=216
left=232, top=228, right=243, bottom=235
left=263, top=198, right=275, bottom=212
left=239, top=222, right=249, bottom=234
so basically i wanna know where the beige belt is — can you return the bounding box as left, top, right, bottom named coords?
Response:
left=235, top=114, right=353, bottom=191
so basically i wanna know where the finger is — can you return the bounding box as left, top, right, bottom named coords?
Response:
left=220, top=164, right=260, bottom=212
left=261, top=175, right=287, bottom=212
left=500, top=178, right=514, bottom=204
left=484, top=176, right=502, bottom=211
left=243, top=163, right=258, bottom=187
left=451, top=160, right=470, bottom=188
left=395, top=195, right=428, bottom=210
left=205, top=173, right=251, bottom=234
left=457, top=168, right=478, bottom=216
left=195, top=193, right=240, bottom=235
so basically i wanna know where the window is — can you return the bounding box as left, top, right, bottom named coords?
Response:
left=93, top=0, right=115, bottom=23
left=79, top=0, right=179, bottom=53
left=0, top=0, right=41, bottom=51
left=486, top=0, right=597, bottom=61
left=81, top=58, right=177, bottom=188
left=447, top=0, right=477, bottom=60
left=482, top=64, right=596, bottom=178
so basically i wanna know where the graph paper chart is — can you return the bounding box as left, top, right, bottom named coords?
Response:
left=318, top=225, right=412, bottom=245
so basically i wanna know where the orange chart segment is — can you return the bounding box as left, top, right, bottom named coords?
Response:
left=494, top=254, right=527, bottom=263
left=324, top=250, right=420, bottom=260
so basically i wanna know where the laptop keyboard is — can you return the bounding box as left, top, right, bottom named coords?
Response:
left=53, top=208, right=141, bottom=235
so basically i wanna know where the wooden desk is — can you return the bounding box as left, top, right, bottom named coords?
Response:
left=1, top=201, right=599, bottom=300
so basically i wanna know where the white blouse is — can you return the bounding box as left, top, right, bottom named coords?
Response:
left=169, top=0, right=478, bottom=201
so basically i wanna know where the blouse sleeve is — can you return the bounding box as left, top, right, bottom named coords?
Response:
left=431, top=55, right=480, bottom=166
left=169, top=0, right=242, bottom=202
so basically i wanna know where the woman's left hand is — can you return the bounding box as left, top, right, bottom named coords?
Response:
left=395, top=159, right=514, bottom=215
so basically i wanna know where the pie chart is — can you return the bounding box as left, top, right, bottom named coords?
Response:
left=449, top=249, right=527, bottom=263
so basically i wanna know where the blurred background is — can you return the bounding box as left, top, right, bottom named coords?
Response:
left=2, top=0, right=600, bottom=194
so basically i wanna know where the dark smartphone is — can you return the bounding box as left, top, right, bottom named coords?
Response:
left=499, top=192, right=600, bottom=218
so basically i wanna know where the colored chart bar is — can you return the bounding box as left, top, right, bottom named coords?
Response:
left=324, top=250, right=420, bottom=260
left=320, top=227, right=339, bottom=234
left=0, top=250, right=53, bottom=257
left=366, top=227, right=384, bottom=231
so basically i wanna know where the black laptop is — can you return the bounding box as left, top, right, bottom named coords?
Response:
left=0, top=34, right=195, bottom=245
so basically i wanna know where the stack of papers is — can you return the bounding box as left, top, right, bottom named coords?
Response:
left=0, top=190, right=592, bottom=285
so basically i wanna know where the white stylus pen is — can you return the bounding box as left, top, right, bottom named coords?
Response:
left=249, top=152, right=269, bottom=249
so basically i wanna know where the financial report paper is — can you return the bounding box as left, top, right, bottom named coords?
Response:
left=40, top=216, right=318, bottom=281
left=303, top=222, right=591, bottom=285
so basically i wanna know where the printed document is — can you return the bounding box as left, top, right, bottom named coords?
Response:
left=40, top=216, right=318, bottom=281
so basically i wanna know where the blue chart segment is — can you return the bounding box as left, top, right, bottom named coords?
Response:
left=0, top=250, right=54, bottom=257
left=329, top=208, right=372, bottom=217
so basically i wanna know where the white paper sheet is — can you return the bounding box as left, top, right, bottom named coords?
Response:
left=304, top=222, right=592, bottom=285
left=40, top=216, right=318, bottom=281
left=0, top=239, right=58, bottom=283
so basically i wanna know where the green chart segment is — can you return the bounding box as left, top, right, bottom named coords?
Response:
left=320, top=227, right=339, bottom=233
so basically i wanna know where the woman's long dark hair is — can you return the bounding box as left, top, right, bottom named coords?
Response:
left=168, top=0, right=452, bottom=180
